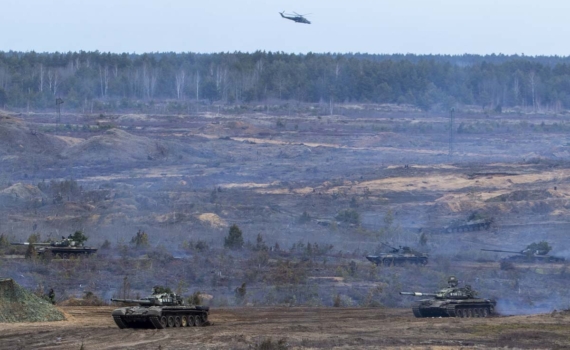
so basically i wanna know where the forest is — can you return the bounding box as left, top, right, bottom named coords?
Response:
left=1, top=51, right=570, bottom=112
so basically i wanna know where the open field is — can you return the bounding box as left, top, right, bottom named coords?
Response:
left=2, top=306, right=570, bottom=349
left=1, top=104, right=570, bottom=349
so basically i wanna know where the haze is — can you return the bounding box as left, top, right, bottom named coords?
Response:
left=1, top=0, right=569, bottom=55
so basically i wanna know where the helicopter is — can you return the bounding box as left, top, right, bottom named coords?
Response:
left=279, top=11, right=311, bottom=24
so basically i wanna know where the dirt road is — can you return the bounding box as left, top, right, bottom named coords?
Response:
left=1, top=307, right=569, bottom=349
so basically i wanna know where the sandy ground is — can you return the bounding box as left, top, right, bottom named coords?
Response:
left=1, top=307, right=569, bottom=350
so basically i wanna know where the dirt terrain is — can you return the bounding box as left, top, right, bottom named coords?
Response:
left=1, top=306, right=569, bottom=349
left=2, top=105, right=570, bottom=349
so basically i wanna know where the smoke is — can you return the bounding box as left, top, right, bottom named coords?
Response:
left=2, top=105, right=570, bottom=312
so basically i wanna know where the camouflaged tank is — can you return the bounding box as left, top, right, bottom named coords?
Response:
left=400, top=276, right=496, bottom=318
left=481, top=247, right=565, bottom=263
left=442, top=218, right=493, bottom=233
left=366, top=242, right=428, bottom=266
left=111, top=288, right=209, bottom=329
left=11, top=236, right=97, bottom=258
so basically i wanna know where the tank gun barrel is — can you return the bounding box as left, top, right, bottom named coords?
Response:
left=111, top=298, right=156, bottom=305
left=400, top=292, right=437, bottom=297
left=481, top=249, right=522, bottom=254
left=381, top=242, right=398, bottom=250
left=10, top=242, right=51, bottom=246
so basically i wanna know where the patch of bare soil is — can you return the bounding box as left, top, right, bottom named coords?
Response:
left=0, top=183, right=46, bottom=207
left=60, top=129, right=168, bottom=163
left=0, top=115, right=67, bottom=157
left=1, top=307, right=569, bottom=349
left=200, top=120, right=275, bottom=137
left=197, top=213, right=228, bottom=229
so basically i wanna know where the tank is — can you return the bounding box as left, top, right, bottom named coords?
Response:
left=481, top=248, right=565, bottom=263
left=443, top=218, right=493, bottom=233
left=400, top=276, right=496, bottom=318
left=11, top=236, right=97, bottom=258
left=111, top=288, right=210, bottom=329
left=366, top=242, right=428, bottom=266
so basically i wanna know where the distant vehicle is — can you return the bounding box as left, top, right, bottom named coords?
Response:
left=400, top=276, right=496, bottom=318
left=111, top=287, right=209, bottom=329
left=11, top=236, right=97, bottom=259
left=366, top=242, right=428, bottom=266
left=481, top=247, right=565, bottom=263
left=279, top=11, right=311, bottom=24
left=442, top=218, right=493, bottom=233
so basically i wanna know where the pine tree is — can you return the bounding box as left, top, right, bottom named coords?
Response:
left=224, top=224, right=244, bottom=250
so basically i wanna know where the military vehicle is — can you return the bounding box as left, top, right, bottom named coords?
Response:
left=11, top=235, right=97, bottom=258
left=111, top=288, right=209, bottom=329
left=481, top=247, right=565, bottom=263
left=366, top=242, right=428, bottom=266
left=443, top=218, right=493, bottom=233
left=400, top=276, right=496, bottom=318
left=279, top=11, right=311, bottom=24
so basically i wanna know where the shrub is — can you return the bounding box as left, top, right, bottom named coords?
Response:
left=333, top=293, right=341, bottom=307
left=131, top=230, right=149, bottom=248
left=525, top=241, right=551, bottom=255
left=335, top=209, right=360, bottom=225
left=194, top=240, right=209, bottom=251
left=224, top=224, right=244, bottom=250
left=100, top=240, right=111, bottom=249
left=188, top=291, right=202, bottom=305
left=500, top=260, right=515, bottom=270
left=253, top=338, right=288, bottom=350
left=254, top=234, right=268, bottom=251
left=70, top=230, right=88, bottom=245
left=234, top=283, right=247, bottom=304
left=0, top=234, right=9, bottom=248
left=298, top=211, right=311, bottom=224
left=419, top=232, right=428, bottom=246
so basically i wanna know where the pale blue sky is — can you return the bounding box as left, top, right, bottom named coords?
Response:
left=1, top=0, right=569, bottom=55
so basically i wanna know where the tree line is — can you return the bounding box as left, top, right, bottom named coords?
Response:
left=1, top=51, right=570, bottom=112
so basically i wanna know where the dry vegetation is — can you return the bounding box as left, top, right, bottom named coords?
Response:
left=1, top=103, right=570, bottom=348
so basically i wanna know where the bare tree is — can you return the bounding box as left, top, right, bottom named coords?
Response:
left=196, top=70, right=200, bottom=101
left=38, top=64, right=44, bottom=92
left=529, top=71, right=536, bottom=111
left=99, top=65, right=109, bottom=98
left=513, top=75, right=520, bottom=106
left=0, top=65, right=11, bottom=90
left=47, top=69, right=59, bottom=95
left=175, top=69, right=185, bottom=99
left=142, top=64, right=159, bottom=99
left=216, top=66, right=229, bottom=101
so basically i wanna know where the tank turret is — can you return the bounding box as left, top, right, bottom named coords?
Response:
left=442, top=217, right=493, bottom=233
left=400, top=276, right=496, bottom=318
left=366, top=242, right=428, bottom=266
left=111, top=288, right=209, bottom=329
left=111, top=292, right=184, bottom=307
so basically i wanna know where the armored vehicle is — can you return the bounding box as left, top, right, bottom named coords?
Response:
left=400, top=276, right=496, bottom=318
left=443, top=218, right=493, bottom=233
left=111, top=288, right=209, bottom=329
left=481, top=248, right=565, bottom=263
left=11, top=236, right=97, bottom=258
left=366, top=242, right=428, bottom=266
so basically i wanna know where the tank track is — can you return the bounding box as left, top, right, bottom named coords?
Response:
left=149, top=316, right=164, bottom=329
left=412, top=305, right=422, bottom=317
left=446, top=305, right=457, bottom=317
left=114, top=313, right=210, bottom=329
left=113, top=316, right=127, bottom=329
left=452, top=305, right=492, bottom=318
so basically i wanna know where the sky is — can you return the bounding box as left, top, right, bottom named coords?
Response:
left=1, top=0, right=569, bottom=55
